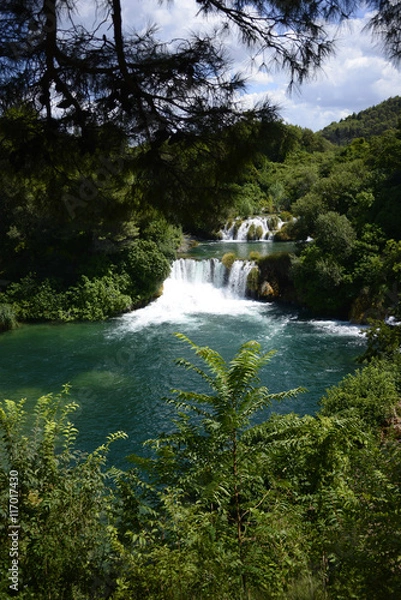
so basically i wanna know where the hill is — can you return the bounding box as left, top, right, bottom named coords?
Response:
left=320, top=96, right=401, bottom=145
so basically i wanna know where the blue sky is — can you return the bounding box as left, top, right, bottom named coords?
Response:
left=80, top=0, right=401, bottom=131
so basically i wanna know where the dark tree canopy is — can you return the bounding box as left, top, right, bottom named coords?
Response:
left=0, top=0, right=400, bottom=143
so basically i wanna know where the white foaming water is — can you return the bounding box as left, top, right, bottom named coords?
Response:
left=118, top=258, right=263, bottom=331
left=227, top=260, right=254, bottom=296
left=115, top=258, right=366, bottom=343
left=172, top=258, right=226, bottom=288
left=308, top=319, right=367, bottom=338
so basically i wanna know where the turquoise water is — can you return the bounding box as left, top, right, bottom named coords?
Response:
left=181, top=240, right=296, bottom=260
left=0, top=250, right=366, bottom=467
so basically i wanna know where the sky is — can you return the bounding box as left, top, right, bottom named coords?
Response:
left=83, top=0, right=401, bottom=132
left=246, top=15, right=401, bottom=131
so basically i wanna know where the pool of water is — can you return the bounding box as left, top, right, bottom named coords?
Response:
left=0, top=261, right=366, bottom=468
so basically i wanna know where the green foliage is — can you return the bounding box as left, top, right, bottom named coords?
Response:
left=0, top=387, right=127, bottom=599
left=314, top=212, right=356, bottom=259
left=268, top=214, right=280, bottom=230
left=248, top=250, right=261, bottom=261
left=246, top=223, right=257, bottom=240
left=0, top=303, right=17, bottom=332
left=291, top=245, right=352, bottom=316
left=121, top=334, right=304, bottom=599
left=291, top=211, right=358, bottom=314
left=1, top=337, right=401, bottom=598
left=3, top=272, right=133, bottom=322
left=118, top=240, right=171, bottom=299
left=320, top=96, right=401, bottom=145
left=0, top=108, right=180, bottom=324
left=257, top=252, right=295, bottom=301
left=283, top=574, right=328, bottom=600
left=68, top=274, right=133, bottom=320
left=319, top=361, right=399, bottom=428
left=360, top=320, right=401, bottom=362
left=3, top=275, right=70, bottom=322
left=140, top=215, right=183, bottom=260
left=246, top=266, right=260, bottom=294
left=221, top=252, right=236, bottom=269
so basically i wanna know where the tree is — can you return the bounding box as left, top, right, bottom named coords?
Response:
left=116, top=333, right=304, bottom=598
left=314, top=211, right=356, bottom=259
left=1, top=1, right=399, bottom=144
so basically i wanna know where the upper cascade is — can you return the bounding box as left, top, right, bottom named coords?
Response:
left=220, top=216, right=283, bottom=241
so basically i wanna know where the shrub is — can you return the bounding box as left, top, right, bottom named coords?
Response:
left=69, top=274, right=132, bottom=320
left=319, top=360, right=399, bottom=428
left=4, top=275, right=68, bottom=321
left=280, top=210, right=293, bottom=222
left=4, top=272, right=133, bottom=322
left=274, top=222, right=295, bottom=241
left=0, top=303, right=17, bottom=332
left=221, top=252, right=236, bottom=269
left=255, top=225, right=264, bottom=239
left=141, top=217, right=182, bottom=260
left=119, top=239, right=170, bottom=298
left=0, top=388, right=127, bottom=599
left=268, top=215, right=280, bottom=230
left=246, top=266, right=260, bottom=294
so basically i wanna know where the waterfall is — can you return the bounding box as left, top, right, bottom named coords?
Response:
left=119, top=258, right=260, bottom=328
left=227, top=260, right=254, bottom=297
left=171, top=258, right=226, bottom=288
left=170, top=258, right=253, bottom=298
left=220, top=216, right=283, bottom=241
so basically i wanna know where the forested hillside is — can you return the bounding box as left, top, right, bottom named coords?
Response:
left=0, top=0, right=401, bottom=328
left=320, top=96, right=401, bottom=145
left=1, top=102, right=401, bottom=325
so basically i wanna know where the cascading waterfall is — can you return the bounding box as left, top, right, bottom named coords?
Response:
left=171, top=258, right=226, bottom=289
left=220, top=216, right=283, bottom=241
left=122, top=257, right=258, bottom=328
left=171, top=258, right=253, bottom=298
left=226, top=260, right=254, bottom=297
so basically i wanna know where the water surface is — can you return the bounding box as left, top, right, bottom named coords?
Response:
left=0, top=254, right=366, bottom=466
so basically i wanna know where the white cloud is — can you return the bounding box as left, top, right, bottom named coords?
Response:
left=73, top=2, right=401, bottom=131
left=122, top=0, right=214, bottom=39
left=239, top=15, right=401, bottom=130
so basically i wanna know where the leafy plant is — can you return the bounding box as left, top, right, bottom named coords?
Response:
left=0, top=387, right=127, bottom=599
left=0, top=303, right=17, bottom=332
left=120, top=334, right=304, bottom=599
left=319, top=360, right=399, bottom=428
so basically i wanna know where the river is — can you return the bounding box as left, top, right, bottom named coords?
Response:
left=0, top=241, right=366, bottom=467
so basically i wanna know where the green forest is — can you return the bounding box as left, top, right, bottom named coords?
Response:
left=2, top=96, right=401, bottom=326
left=1, top=0, right=401, bottom=598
